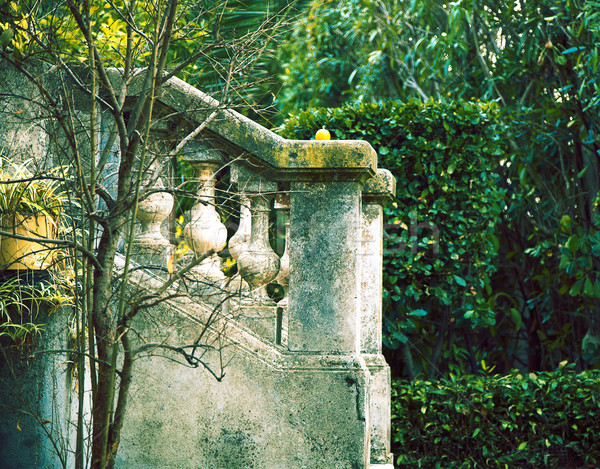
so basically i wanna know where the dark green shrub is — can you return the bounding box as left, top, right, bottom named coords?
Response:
left=392, top=364, right=600, bottom=468
left=279, top=99, right=507, bottom=377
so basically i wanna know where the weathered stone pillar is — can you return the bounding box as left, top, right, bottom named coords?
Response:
left=288, top=180, right=363, bottom=353
left=361, top=168, right=396, bottom=467
left=360, top=169, right=395, bottom=353
left=0, top=303, right=76, bottom=469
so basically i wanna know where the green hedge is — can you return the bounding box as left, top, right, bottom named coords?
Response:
left=279, top=99, right=507, bottom=377
left=392, top=364, right=600, bottom=468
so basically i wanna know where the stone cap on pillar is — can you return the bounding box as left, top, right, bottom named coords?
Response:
left=362, top=168, right=396, bottom=205
left=231, top=163, right=278, bottom=193
left=179, top=140, right=224, bottom=165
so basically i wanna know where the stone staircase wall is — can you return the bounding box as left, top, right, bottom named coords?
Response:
left=0, top=61, right=396, bottom=468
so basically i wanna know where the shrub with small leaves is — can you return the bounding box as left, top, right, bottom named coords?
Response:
left=392, top=363, right=600, bottom=468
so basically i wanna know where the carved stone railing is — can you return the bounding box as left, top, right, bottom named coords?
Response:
left=109, top=72, right=397, bottom=468
left=0, top=62, right=398, bottom=468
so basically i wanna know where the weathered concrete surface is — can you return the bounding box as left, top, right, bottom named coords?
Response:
left=0, top=61, right=49, bottom=167
left=288, top=181, right=362, bottom=353
left=362, top=169, right=396, bottom=205
left=363, top=354, right=393, bottom=465
left=360, top=168, right=395, bottom=354
left=360, top=203, right=384, bottom=355
left=0, top=302, right=76, bottom=469
left=361, top=169, right=395, bottom=465
left=114, top=267, right=371, bottom=469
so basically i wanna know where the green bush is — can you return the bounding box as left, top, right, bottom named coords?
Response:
left=279, top=99, right=507, bottom=377
left=391, top=364, right=600, bottom=468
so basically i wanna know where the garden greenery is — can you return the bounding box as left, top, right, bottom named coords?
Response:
left=279, top=99, right=507, bottom=378
left=279, top=0, right=600, bottom=372
left=0, top=159, right=67, bottom=218
left=0, top=273, right=72, bottom=345
left=392, top=363, right=600, bottom=468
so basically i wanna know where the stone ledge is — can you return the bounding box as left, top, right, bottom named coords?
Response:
left=363, top=168, right=396, bottom=203
left=152, top=72, right=377, bottom=182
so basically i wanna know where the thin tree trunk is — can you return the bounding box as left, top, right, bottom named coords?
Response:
left=90, top=225, right=122, bottom=469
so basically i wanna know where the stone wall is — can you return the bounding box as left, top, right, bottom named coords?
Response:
left=115, top=289, right=370, bottom=468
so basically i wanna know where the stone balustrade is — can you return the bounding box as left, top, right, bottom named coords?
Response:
left=0, top=61, right=397, bottom=468
left=127, top=112, right=396, bottom=468
left=125, top=75, right=397, bottom=468
left=124, top=72, right=394, bottom=354
left=131, top=142, right=394, bottom=353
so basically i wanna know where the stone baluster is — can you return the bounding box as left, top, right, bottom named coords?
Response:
left=237, top=192, right=279, bottom=304
left=131, top=161, right=174, bottom=269
left=224, top=193, right=252, bottom=295
left=228, top=194, right=252, bottom=261
left=182, top=143, right=228, bottom=286
left=228, top=164, right=280, bottom=342
left=360, top=168, right=396, bottom=468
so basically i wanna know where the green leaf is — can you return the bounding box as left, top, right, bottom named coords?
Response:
left=594, top=278, right=600, bottom=299
left=584, top=276, right=594, bottom=296
left=562, top=46, right=586, bottom=55
left=577, top=167, right=588, bottom=179
left=509, top=308, right=522, bottom=330
left=570, top=277, right=585, bottom=296
left=560, top=215, right=572, bottom=233
left=392, top=331, right=409, bottom=343
left=453, top=275, right=467, bottom=287
left=0, top=28, right=13, bottom=47
left=517, top=442, right=528, bottom=451
left=409, top=309, right=428, bottom=317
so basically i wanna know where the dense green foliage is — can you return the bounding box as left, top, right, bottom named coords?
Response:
left=0, top=0, right=298, bottom=122
left=279, top=0, right=600, bottom=372
left=279, top=0, right=600, bottom=110
left=392, top=364, right=600, bottom=468
left=280, top=99, right=507, bottom=378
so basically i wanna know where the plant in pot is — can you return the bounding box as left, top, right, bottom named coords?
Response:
left=0, top=159, right=67, bottom=271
